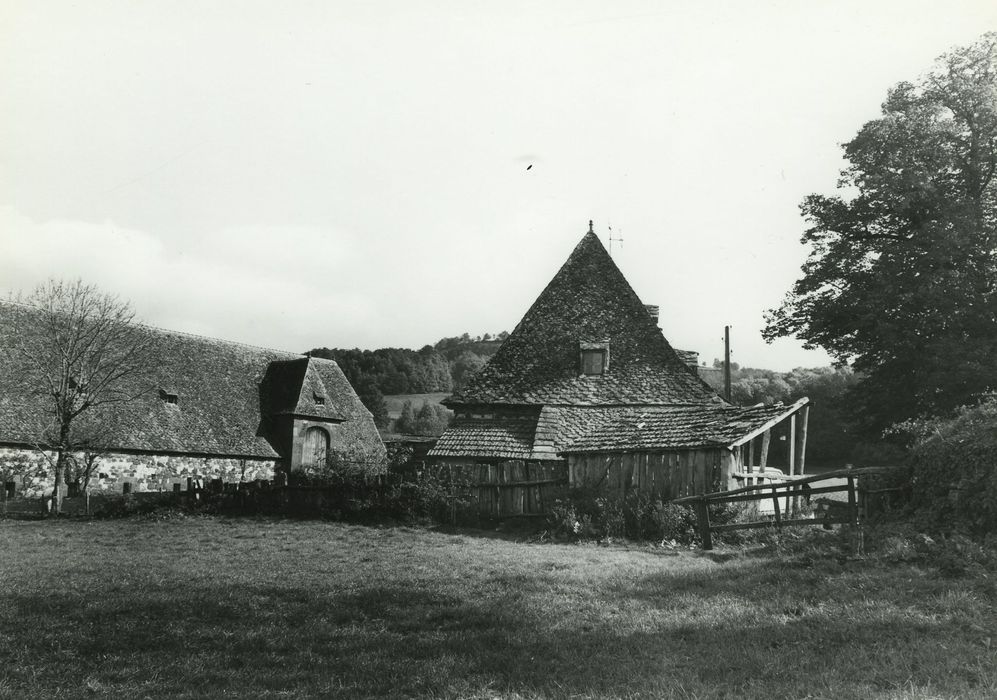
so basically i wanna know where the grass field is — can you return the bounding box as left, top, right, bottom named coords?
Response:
left=383, top=393, right=451, bottom=420
left=1, top=518, right=996, bottom=699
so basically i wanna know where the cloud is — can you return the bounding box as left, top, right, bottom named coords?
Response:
left=0, top=206, right=375, bottom=352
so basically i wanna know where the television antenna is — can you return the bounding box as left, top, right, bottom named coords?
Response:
left=608, top=223, right=624, bottom=256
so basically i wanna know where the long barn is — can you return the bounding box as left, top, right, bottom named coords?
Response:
left=0, top=302, right=387, bottom=497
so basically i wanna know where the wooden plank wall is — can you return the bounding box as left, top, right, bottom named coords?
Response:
left=567, top=450, right=723, bottom=500
left=445, top=460, right=568, bottom=517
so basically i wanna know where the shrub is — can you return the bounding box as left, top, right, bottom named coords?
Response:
left=649, top=501, right=698, bottom=543
left=284, top=466, right=478, bottom=525
left=91, top=492, right=187, bottom=519
left=382, top=470, right=477, bottom=525
left=545, top=488, right=733, bottom=544
left=897, top=399, right=997, bottom=536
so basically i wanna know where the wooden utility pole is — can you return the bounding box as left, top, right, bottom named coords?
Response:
left=724, top=325, right=732, bottom=403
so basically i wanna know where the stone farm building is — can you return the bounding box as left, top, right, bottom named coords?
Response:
left=0, top=302, right=386, bottom=497
left=429, top=225, right=810, bottom=513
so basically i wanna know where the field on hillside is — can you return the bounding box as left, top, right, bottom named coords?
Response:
left=383, top=392, right=451, bottom=419
left=2, top=518, right=996, bottom=699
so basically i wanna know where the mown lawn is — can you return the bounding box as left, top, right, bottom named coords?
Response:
left=1, top=518, right=995, bottom=699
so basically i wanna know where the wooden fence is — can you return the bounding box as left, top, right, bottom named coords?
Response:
left=456, top=461, right=567, bottom=517
left=1, top=464, right=571, bottom=520
left=672, top=466, right=906, bottom=551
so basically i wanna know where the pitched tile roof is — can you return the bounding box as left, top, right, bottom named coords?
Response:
left=559, top=401, right=808, bottom=453
left=530, top=406, right=617, bottom=458
left=0, top=301, right=380, bottom=460
left=428, top=401, right=807, bottom=460
left=428, top=414, right=539, bottom=459
left=673, top=349, right=700, bottom=369
left=261, top=358, right=350, bottom=421
left=446, top=230, right=720, bottom=406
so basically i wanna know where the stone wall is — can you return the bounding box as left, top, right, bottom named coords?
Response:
left=0, top=446, right=278, bottom=497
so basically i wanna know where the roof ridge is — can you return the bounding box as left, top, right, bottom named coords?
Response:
left=1, top=299, right=300, bottom=357
left=138, top=323, right=301, bottom=356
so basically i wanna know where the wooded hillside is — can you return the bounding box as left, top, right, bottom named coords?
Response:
left=307, top=332, right=505, bottom=428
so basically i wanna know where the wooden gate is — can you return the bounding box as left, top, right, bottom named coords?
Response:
left=672, top=466, right=906, bottom=551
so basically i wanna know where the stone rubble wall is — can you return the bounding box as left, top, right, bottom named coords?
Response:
left=0, top=446, right=277, bottom=497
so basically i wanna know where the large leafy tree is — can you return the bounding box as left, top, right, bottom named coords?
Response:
left=765, top=33, right=997, bottom=434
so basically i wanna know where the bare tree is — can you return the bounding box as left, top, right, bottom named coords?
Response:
left=6, top=280, right=155, bottom=514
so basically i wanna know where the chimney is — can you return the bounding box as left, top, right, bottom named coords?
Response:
left=644, top=305, right=659, bottom=324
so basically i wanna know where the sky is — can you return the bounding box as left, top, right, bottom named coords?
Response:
left=2, top=1, right=995, bottom=371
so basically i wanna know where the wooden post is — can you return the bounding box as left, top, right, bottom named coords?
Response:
left=795, top=405, right=810, bottom=476
left=771, top=485, right=781, bottom=527
left=787, top=414, right=797, bottom=515
left=793, top=406, right=809, bottom=517
left=449, top=464, right=456, bottom=524
left=858, top=476, right=868, bottom=522
left=720, top=450, right=736, bottom=491
left=695, top=497, right=713, bottom=550
left=759, top=430, right=770, bottom=469
left=847, top=476, right=857, bottom=524
left=847, top=474, right=861, bottom=555
left=788, top=415, right=797, bottom=476
left=747, top=438, right=755, bottom=473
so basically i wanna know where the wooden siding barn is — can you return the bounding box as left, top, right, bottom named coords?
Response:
left=429, top=223, right=809, bottom=514
left=568, top=450, right=725, bottom=500
left=561, top=399, right=810, bottom=500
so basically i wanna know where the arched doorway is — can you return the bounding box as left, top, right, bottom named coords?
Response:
left=302, top=426, right=329, bottom=468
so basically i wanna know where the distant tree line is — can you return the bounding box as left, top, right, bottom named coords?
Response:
left=308, top=332, right=506, bottom=429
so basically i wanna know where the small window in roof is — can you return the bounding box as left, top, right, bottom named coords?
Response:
left=579, top=341, right=610, bottom=376
left=313, top=393, right=326, bottom=406
left=159, top=389, right=179, bottom=405
left=581, top=350, right=606, bottom=375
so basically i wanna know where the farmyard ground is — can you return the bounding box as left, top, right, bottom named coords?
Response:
left=1, top=517, right=995, bottom=699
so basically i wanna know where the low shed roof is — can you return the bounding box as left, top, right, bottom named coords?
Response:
left=428, top=414, right=539, bottom=460
left=429, top=400, right=808, bottom=460
left=559, top=400, right=809, bottom=454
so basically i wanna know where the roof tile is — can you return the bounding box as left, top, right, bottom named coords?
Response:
left=446, top=231, right=720, bottom=406
left=0, top=302, right=382, bottom=460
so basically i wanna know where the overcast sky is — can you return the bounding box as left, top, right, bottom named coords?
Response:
left=2, top=1, right=994, bottom=370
